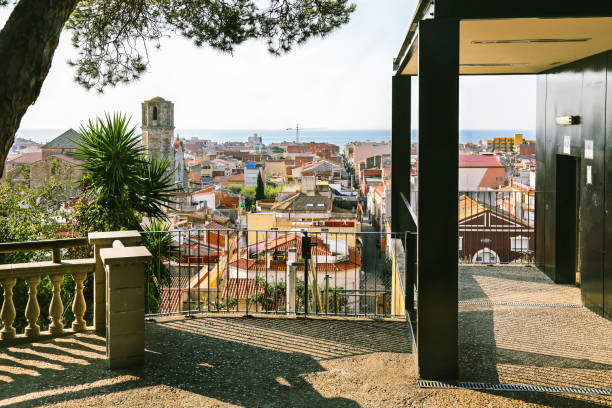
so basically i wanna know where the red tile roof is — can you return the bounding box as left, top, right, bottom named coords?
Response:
left=204, top=221, right=229, bottom=231
left=222, top=278, right=263, bottom=299
left=159, top=288, right=182, bottom=314
left=194, top=186, right=214, bottom=195
left=190, top=171, right=201, bottom=183
left=50, top=154, right=82, bottom=165
left=459, top=154, right=503, bottom=168
left=8, top=152, right=42, bottom=164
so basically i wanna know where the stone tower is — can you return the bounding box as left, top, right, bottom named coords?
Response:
left=141, top=96, right=174, bottom=161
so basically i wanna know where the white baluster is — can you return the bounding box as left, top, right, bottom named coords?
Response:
left=71, top=272, right=87, bottom=332
left=0, top=277, right=17, bottom=340
left=48, top=274, right=64, bottom=335
left=25, top=275, right=41, bottom=337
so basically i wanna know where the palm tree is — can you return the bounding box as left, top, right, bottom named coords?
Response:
left=70, top=113, right=176, bottom=229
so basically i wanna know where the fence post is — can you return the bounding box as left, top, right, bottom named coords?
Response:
left=286, top=262, right=297, bottom=315
left=99, top=239, right=151, bottom=369
left=88, top=231, right=143, bottom=335
left=405, top=232, right=416, bottom=315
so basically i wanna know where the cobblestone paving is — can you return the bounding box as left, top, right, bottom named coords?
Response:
left=0, top=266, right=610, bottom=407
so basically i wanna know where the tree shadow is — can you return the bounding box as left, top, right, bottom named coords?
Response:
left=2, top=318, right=412, bottom=407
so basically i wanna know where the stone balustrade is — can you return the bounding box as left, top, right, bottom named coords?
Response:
left=0, top=231, right=151, bottom=369
left=0, top=238, right=94, bottom=342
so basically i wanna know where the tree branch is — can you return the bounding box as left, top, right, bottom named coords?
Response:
left=0, top=0, right=79, bottom=176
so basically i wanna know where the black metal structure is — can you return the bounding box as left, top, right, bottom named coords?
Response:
left=536, top=51, right=612, bottom=319
left=392, top=0, right=612, bottom=380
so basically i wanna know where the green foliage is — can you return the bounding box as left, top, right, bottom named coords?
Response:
left=255, top=172, right=265, bottom=201
left=0, top=181, right=67, bottom=251
left=0, top=180, right=94, bottom=332
left=249, top=278, right=286, bottom=311
left=241, top=185, right=257, bottom=210
left=299, top=276, right=348, bottom=314
left=141, top=220, right=178, bottom=314
left=211, top=295, right=238, bottom=311
left=64, top=1, right=356, bottom=92
left=235, top=183, right=283, bottom=210
left=270, top=146, right=285, bottom=154
left=228, top=184, right=242, bottom=194
left=70, top=113, right=176, bottom=229
left=264, top=184, right=283, bottom=201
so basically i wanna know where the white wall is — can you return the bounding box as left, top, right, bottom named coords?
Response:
left=193, top=192, right=215, bottom=209
left=459, top=168, right=487, bottom=191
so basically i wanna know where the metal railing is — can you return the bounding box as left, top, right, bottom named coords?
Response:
left=142, top=228, right=408, bottom=318
left=459, top=190, right=535, bottom=264
left=398, top=192, right=417, bottom=348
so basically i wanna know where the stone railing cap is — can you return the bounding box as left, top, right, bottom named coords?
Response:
left=88, top=231, right=141, bottom=246
left=100, top=246, right=152, bottom=265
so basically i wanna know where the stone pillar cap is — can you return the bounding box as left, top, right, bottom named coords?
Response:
left=88, top=231, right=142, bottom=246
left=100, top=246, right=152, bottom=266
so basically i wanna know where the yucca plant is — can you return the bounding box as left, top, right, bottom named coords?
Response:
left=141, top=220, right=177, bottom=314
left=70, top=113, right=176, bottom=229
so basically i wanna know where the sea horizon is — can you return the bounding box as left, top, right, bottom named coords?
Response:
left=16, top=128, right=536, bottom=152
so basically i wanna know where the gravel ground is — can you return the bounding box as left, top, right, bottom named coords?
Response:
left=1, top=266, right=610, bottom=407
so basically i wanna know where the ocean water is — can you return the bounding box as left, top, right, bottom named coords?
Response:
left=17, top=128, right=535, bottom=152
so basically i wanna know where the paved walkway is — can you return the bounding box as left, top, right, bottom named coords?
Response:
left=459, top=265, right=612, bottom=407
left=0, top=266, right=610, bottom=407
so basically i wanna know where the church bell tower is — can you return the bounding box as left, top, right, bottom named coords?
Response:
left=141, top=96, right=175, bottom=161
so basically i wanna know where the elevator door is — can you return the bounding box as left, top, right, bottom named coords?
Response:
left=555, top=155, right=580, bottom=284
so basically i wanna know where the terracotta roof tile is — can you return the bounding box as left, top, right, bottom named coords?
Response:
left=222, top=278, right=263, bottom=299
left=8, top=152, right=42, bottom=164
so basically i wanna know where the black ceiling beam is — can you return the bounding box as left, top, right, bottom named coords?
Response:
left=435, top=0, right=612, bottom=20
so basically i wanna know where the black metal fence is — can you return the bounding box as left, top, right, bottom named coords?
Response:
left=459, top=190, right=535, bottom=264
left=142, top=229, right=407, bottom=318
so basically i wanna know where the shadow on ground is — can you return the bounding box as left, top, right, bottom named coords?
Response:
left=458, top=266, right=612, bottom=407
left=0, top=317, right=411, bottom=407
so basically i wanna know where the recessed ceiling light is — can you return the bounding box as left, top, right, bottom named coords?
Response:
left=460, top=63, right=529, bottom=67
left=472, top=38, right=591, bottom=44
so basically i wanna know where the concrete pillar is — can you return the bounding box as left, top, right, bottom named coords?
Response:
left=417, top=19, right=460, bottom=380
left=88, top=231, right=142, bottom=334
left=100, top=242, right=152, bottom=369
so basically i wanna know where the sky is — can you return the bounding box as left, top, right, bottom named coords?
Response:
left=1, top=1, right=536, bottom=131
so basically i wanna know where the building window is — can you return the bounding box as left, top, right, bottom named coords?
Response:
left=152, top=106, right=158, bottom=121
left=510, top=235, right=530, bottom=253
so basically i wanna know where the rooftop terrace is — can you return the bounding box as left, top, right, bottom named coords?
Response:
left=1, top=266, right=610, bottom=407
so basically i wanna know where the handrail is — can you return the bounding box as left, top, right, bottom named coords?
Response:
left=400, top=191, right=418, bottom=230
left=0, top=259, right=95, bottom=279
left=0, top=237, right=89, bottom=253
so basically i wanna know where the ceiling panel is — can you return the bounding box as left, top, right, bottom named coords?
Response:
left=400, top=17, right=612, bottom=75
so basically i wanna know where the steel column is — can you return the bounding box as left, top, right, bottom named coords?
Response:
left=392, top=75, right=412, bottom=233
left=416, top=19, right=459, bottom=379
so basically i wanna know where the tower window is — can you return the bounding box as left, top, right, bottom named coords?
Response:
left=152, top=106, right=158, bottom=121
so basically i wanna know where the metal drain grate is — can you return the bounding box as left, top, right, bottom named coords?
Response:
left=417, top=380, right=612, bottom=396
left=459, top=300, right=582, bottom=308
